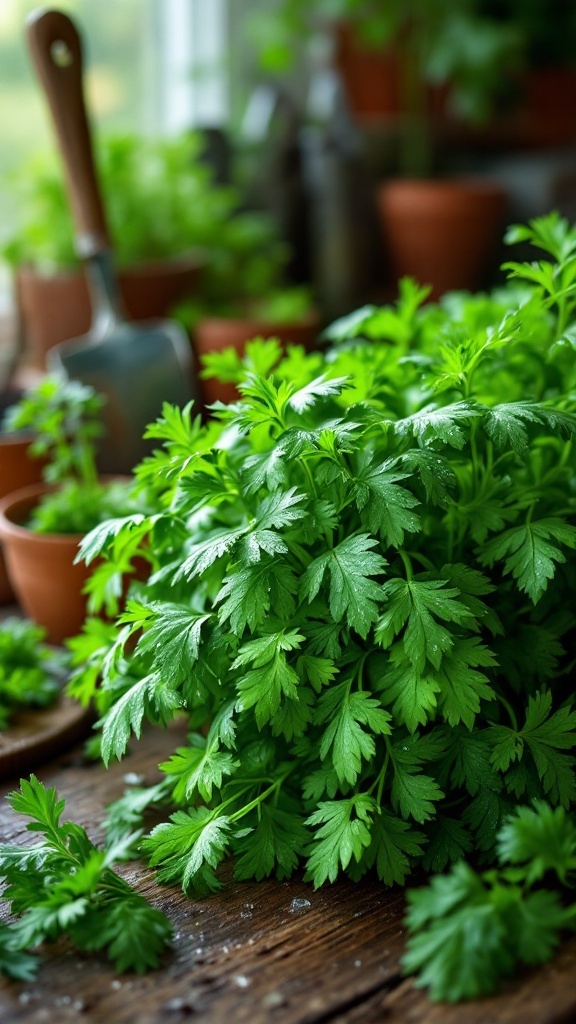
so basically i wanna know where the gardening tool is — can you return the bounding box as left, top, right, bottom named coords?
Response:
left=25, top=8, right=197, bottom=473
left=301, top=44, right=382, bottom=320
left=239, top=83, right=310, bottom=284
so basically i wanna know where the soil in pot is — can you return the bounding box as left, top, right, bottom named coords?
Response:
left=376, top=178, right=508, bottom=300
left=194, top=312, right=320, bottom=407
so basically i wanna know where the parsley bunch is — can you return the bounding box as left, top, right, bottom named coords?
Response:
left=0, top=618, right=60, bottom=729
left=0, top=775, right=172, bottom=978
left=65, top=214, right=576, bottom=947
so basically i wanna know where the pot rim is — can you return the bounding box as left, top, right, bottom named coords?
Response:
left=0, top=482, right=83, bottom=546
left=378, top=176, right=507, bottom=198
left=196, top=308, right=320, bottom=332
left=0, top=429, right=36, bottom=447
left=0, top=477, right=128, bottom=545
left=16, top=250, right=206, bottom=282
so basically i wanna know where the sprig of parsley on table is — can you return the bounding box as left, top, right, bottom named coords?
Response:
left=0, top=618, right=60, bottom=729
left=0, top=775, right=172, bottom=978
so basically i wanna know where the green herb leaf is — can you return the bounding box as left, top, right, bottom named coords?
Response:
left=301, top=534, right=387, bottom=638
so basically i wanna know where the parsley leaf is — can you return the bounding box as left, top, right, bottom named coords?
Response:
left=317, top=683, right=391, bottom=784
left=376, top=575, right=475, bottom=672
left=0, top=776, right=172, bottom=977
left=489, top=691, right=576, bottom=807
left=479, top=519, right=576, bottom=603
left=305, top=795, right=376, bottom=887
left=300, top=534, right=387, bottom=638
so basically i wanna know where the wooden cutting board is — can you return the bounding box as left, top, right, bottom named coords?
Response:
left=0, top=607, right=93, bottom=780
left=0, top=693, right=93, bottom=780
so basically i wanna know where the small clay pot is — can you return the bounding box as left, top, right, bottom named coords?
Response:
left=0, top=482, right=91, bottom=643
left=194, top=312, right=320, bottom=406
left=376, top=178, right=508, bottom=300
left=0, top=409, right=45, bottom=605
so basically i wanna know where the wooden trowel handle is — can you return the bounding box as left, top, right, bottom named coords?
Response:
left=26, top=8, right=110, bottom=257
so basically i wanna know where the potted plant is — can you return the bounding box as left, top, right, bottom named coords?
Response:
left=251, top=0, right=522, bottom=298
left=0, top=133, right=217, bottom=370
left=48, top=213, right=576, bottom=1001
left=0, top=387, right=45, bottom=605
left=173, top=205, right=319, bottom=406
left=343, top=0, right=517, bottom=297
left=480, top=0, right=576, bottom=148
left=0, top=376, right=146, bottom=643
left=2, top=130, right=319, bottom=400
left=253, top=0, right=524, bottom=159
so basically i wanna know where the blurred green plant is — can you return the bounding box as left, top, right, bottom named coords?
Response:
left=481, top=0, right=576, bottom=70
left=0, top=132, right=287, bottom=277
left=0, top=618, right=60, bottom=730
left=2, top=376, right=140, bottom=536
left=1, top=130, right=312, bottom=326
left=249, top=0, right=524, bottom=176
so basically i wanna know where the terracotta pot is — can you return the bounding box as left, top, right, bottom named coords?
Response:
left=333, top=22, right=448, bottom=122
left=334, top=22, right=401, bottom=118
left=194, top=312, right=320, bottom=406
left=376, top=178, right=507, bottom=300
left=15, top=254, right=203, bottom=371
left=0, top=483, right=91, bottom=643
left=0, top=399, right=46, bottom=605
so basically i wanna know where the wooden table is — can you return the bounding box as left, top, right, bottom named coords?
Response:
left=0, top=718, right=575, bottom=1024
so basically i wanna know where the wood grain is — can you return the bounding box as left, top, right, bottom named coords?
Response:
left=0, top=718, right=574, bottom=1023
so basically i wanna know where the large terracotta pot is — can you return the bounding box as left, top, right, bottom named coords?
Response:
left=194, top=312, right=320, bottom=406
left=376, top=178, right=507, bottom=300
left=15, top=254, right=203, bottom=371
left=0, top=391, right=46, bottom=605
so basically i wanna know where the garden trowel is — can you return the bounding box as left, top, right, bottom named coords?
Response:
left=26, top=8, right=197, bottom=474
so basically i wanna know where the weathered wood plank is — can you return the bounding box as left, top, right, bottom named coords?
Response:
left=0, top=719, right=574, bottom=1024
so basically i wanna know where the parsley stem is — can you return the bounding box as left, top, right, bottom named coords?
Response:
left=406, top=550, right=435, bottom=572
left=374, top=747, right=390, bottom=805
left=300, top=458, right=318, bottom=500
left=227, top=767, right=294, bottom=824
left=355, top=649, right=373, bottom=692
left=469, top=422, right=481, bottom=492
left=486, top=440, right=494, bottom=477
left=99, top=871, right=135, bottom=898
left=446, top=504, right=456, bottom=562
left=497, top=694, right=518, bottom=731
left=546, top=438, right=572, bottom=475
left=398, top=549, right=413, bottom=582
left=299, top=460, right=335, bottom=547
left=555, top=293, right=569, bottom=339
